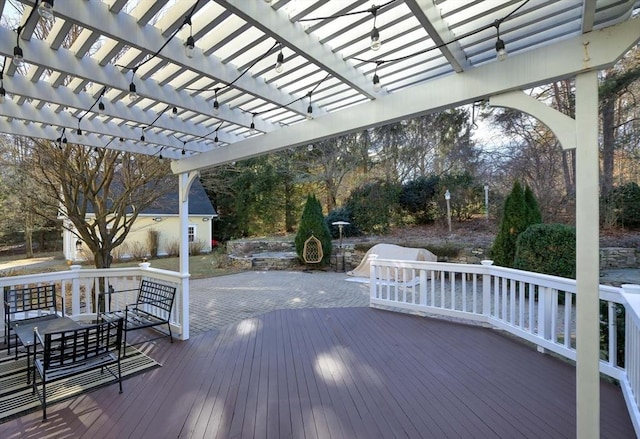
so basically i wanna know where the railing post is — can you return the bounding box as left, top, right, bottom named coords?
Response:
left=69, top=265, right=82, bottom=316
left=481, top=260, right=493, bottom=317
left=369, top=255, right=378, bottom=304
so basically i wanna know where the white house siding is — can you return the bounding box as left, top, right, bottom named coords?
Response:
left=63, top=215, right=213, bottom=262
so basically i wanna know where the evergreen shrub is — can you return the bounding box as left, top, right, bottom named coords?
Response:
left=295, top=195, right=332, bottom=265
left=325, top=206, right=361, bottom=238
left=345, top=181, right=401, bottom=234
left=513, top=223, right=576, bottom=278
left=490, top=181, right=541, bottom=267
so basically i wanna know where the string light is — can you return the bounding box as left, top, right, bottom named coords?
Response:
left=140, top=127, right=145, bottom=142
left=274, top=45, right=284, bottom=73
left=37, top=0, right=55, bottom=22
left=213, top=89, right=220, bottom=114
left=372, top=62, right=382, bottom=93
left=369, top=6, right=381, bottom=51
left=184, top=16, right=195, bottom=59
left=249, top=115, right=256, bottom=134
left=129, top=81, right=138, bottom=100
left=0, top=71, right=5, bottom=104
left=495, top=20, right=507, bottom=61
left=306, top=92, right=313, bottom=120
left=13, top=45, right=24, bottom=68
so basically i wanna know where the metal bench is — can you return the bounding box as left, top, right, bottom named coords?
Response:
left=32, top=317, right=124, bottom=421
left=4, top=285, right=61, bottom=356
left=101, top=279, right=176, bottom=348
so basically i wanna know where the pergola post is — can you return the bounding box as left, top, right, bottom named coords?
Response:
left=178, top=171, right=199, bottom=341
left=575, top=70, right=600, bottom=439
left=490, top=71, right=601, bottom=437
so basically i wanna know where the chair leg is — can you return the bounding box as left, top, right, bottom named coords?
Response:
left=167, top=323, right=173, bottom=343
left=117, top=360, right=123, bottom=394
left=41, top=379, right=47, bottom=421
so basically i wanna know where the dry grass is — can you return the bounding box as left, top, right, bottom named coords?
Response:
left=0, top=250, right=241, bottom=280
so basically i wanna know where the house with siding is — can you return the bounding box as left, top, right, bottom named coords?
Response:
left=62, top=179, right=217, bottom=262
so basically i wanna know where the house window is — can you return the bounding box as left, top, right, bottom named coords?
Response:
left=188, top=225, right=196, bottom=242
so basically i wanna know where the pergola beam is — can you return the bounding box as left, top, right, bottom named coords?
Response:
left=404, top=0, right=470, bottom=73
left=17, top=0, right=309, bottom=120
left=172, top=17, right=640, bottom=174
left=213, top=0, right=378, bottom=100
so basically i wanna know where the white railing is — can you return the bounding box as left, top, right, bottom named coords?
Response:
left=0, top=264, right=188, bottom=340
left=370, top=258, right=638, bottom=434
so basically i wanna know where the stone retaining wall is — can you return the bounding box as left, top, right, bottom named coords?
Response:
left=226, top=239, right=640, bottom=271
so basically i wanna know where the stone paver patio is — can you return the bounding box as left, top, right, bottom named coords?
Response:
left=188, top=270, right=369, bottom=335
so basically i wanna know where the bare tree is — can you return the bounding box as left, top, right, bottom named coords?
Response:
left=22, top=139, right=173, bottom=268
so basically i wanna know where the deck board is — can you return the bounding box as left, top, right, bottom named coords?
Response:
left=0, top=307, right=635, bottom=439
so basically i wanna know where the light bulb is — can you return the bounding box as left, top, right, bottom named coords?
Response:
left=370, top=27, right=381, bottom=51
left=213, top=99, right=219, bottom=114
left=373, top=74, right=381, bottom=92
left=171, top=106, right=177, bottom=118
left=129, top=82, right=138, bottom=100
left=182, top=148, right=186, bottom=155
left=76, top=128, right=82, bottom=136
left=250, top=121, right=256, bottom=135
left=0, top=86, right=5, bottom=104
left=37, top=0, right=54, bottom=22
left=185, top=36, right=195, bottom=59
left=140, top=134, right=145, bottom=141
left=13, top=46, right=24, bottom=67
left=306, top=105, right=313, bottom=120
left=275, top=51, right=284, bottom=73
left=98, top=101, right=105, bottom=114
left=159, top=153, right=163, bottom=160
left=495, top=39, right=507, bottom=61
left=214, top=135, right=219, bottom=143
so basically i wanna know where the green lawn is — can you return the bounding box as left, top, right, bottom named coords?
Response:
left=0, top=251, right=242, bottom=279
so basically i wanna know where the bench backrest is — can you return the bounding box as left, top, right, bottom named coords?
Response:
left=4, top=285, right=58, bottom=320
left=41, top=317, right=123, bottom=371
left=136, top=280, right=176, bottom=315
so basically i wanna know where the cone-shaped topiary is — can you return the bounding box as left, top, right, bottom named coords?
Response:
left=295, top=194, right=333, bottom=266
left=524, top=185, right=542, bottom=225
left=491, top=181, right=542, bottom=267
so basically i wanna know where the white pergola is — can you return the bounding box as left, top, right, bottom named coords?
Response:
left=1, top=1, right=639, bottom=437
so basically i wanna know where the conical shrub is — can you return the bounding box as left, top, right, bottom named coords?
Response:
left=295, top=194, right=332, bottom=266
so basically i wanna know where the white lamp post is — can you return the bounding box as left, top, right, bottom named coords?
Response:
left=444, top=189, right=451, bottom=233
left=484, top=183, right=489, bottom=220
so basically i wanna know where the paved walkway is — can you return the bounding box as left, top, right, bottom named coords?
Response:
left=189, top=270, right=369, bottom=336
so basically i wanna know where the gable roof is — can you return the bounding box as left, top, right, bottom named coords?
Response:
left=140, top=178, right=217, bottom=216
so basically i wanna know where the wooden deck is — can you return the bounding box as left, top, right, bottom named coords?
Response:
left=0, top=307, right=635, bottom=438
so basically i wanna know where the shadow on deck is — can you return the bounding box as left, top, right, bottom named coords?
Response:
left=0, top=307, right=634, bottom=438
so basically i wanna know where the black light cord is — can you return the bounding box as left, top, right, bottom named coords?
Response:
left=115, top=0, right=201, bottom=72
left=351, top=0, right=530, bottom=67
left=297, top=0, right=398, bottom=22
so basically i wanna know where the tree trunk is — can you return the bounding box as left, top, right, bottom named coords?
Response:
left=24, top=212, right=34, bottom=258
left=561, top=148, right=575, bottom=199
left=601, top=96, right=615, bottom=198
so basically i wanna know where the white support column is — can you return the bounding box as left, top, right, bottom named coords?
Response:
left=575, top=70, right=600, bottom=439
left=490, top=74, right=601, bottom=437
left=177, top=171, right=199, bottom=341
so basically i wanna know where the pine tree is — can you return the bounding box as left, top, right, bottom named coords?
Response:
left=295, top=194, right=333, bottom=266
left=491, top=181, right=533, bottom=267
left=524, top=185, right=542, bottom=225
